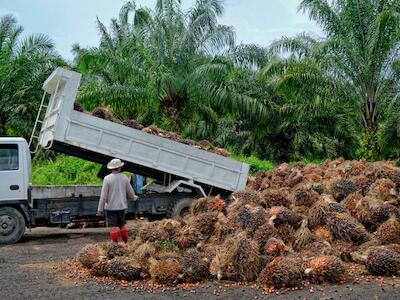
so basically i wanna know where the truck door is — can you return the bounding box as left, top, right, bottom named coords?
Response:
left=0, top=144, right=24, bottom=201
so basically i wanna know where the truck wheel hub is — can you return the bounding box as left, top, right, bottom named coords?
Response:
left=0, top=216, right=15, bottom=236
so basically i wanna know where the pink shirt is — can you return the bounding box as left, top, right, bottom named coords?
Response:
left=98, top=173, right=136, bottom=212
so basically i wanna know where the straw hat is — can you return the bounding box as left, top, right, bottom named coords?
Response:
left=107, top=158, right=125, bottom=170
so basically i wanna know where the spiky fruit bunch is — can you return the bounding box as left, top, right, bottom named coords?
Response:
left=301, top=241, right=335, bottom=258
left=305, top=256, right=345, bottom=283
left=157, top=251, right=182, bottom=262
left=352, top=196, right=384, bottom=229
left=209, top=246, right=236, bottom=280
left=103, top=243, right=127, bottom=259
left=132, top=242, right=158, bottom=270
left=309, top=181, right=323, bottom=193
left=313, top=226, right=333, bottom=243
left=107, top=257, right=141, bottom=281
left=273, top=224, right=296, bottom=246
left=308, top=197, right=336, bottom=229
left=291, top=205, right=309, bottom=219
left=261, top=189, right=291, bottom=208
left=365, top=247, right=400, bottom=276
left=327, top=202, right=347, bottom=214
left=292, top=186, right=319, bottom=207
left=333, top=240, right=355, bottom=262
left=173, top=225, right=202, bottom=249
left=208, top=196, right=227, bottom=212
left=373, top=164, right=400, bottom=189
left=122, top=119, right=144, bottom=130
left=138, top=222, right=169, bottom=242
left=190, top=197, right=213, bottom=215
left=149, top=257, right=182, bottom=285
left=235, top=205, right=266, bottom=233
left=270, top=175, right=285, bottom=189
left=264, top=238, right=289, bottom=263
left=77, top=244, right=105, bottom=268
left=233, top=233, right=262, bottom=281
left=91, top=260, right=109, bottom=277
left=91, top=107, right=114, bottom=120
left=231, top=190, right=263, bottom=207
left=197, top=243, right=216, bottom=265
left=253, top=224, right=275, bottom=251
left=210, top=232, right=261, bottom=281
left=329, top=179, right=358, bottom=202
left=181, top=249, right=209, bottom=282
left=258, top=256, right=303, bottom=288
left=269, top=206, right=302, bottom=229
left=370, top=204, right=400, bottom=228
left=368, top=179, right=397, bottom=202
left=74, top=102, right=84, bottom=112
left=293, top=220, right=313, bottom=251
left=286, top=169, right=303, bottom=187
left=211, top=213, right=236, bottom=243
left=347, top=161, right=369, bottom=176
left=343, top=193, right=363, bottom=217
left=375, top=217, right=400, bottom=244
left=274, top=163, right=291, bottom=177
left=303, top=163, right=325, bottom=177
left=387, top=244, right=400, bottom=254
left=191, top=212, right=218, bottom=237
left=159, top=219, right=184, bottom=237
left=259, top=176, right=271, bottom=191
left=326, top=213, right=369, bottom=244
left=350, top=175, right=373, bottom=195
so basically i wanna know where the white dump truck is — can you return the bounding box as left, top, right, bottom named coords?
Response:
left=0, top=68, right=249, bottom=244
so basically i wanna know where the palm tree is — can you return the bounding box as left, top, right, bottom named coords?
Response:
left=0, top=14, right=62, bottom=138
left=74, top=0, right=235, bottom=130
left=270, top=0, right=400, bottom=156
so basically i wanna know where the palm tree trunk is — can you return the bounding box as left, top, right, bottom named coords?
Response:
left=362, top=91, right=380, bottom=158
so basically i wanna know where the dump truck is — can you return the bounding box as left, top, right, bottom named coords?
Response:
left=0, top=68, right=249, bottom=244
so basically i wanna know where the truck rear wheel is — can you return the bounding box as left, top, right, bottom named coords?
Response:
left=167, top=198, right=193, bottom=218
left=0, top=207, right=26, bottom=245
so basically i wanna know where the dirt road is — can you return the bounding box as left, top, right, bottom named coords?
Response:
left=0, top=223, right=399, bottom=300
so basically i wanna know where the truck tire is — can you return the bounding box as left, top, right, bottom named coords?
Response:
left=167, top=198, right=193, bottom=219
left=0, top=207, right=26, bottom=245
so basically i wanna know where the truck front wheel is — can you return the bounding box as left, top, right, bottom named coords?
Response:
left=0, top=207, right=26, bottom=245
left=167, top=198, right=193, bottom=218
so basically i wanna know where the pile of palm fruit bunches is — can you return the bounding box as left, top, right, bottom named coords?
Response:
left=77, top=158, right=400, bottom=288
left=73, top=103, right=227, bottom=157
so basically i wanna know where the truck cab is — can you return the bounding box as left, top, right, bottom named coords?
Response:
left=0, top=137, right=31, bottom=244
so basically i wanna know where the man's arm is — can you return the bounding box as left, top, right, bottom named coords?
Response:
left=126, top=179, right=138, bottom=201
left=97, top=180, right=109, bottom=213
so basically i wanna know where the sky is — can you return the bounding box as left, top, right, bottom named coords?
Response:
left=0, top=0, right=322, bottom=61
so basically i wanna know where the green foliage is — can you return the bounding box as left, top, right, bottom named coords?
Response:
left=31, top=156, right=101, bottom=185
left=379, top=111, right=400, bottom=159
left=0, top=15, right=65, bottom=140
left=157, top=239, right=179, bottom=253
left=356, top=131, right=380, bottom=161
left=3, top=0, right=400, bottom=164
left=232, top=154, right=273, bottom=174
left=73, top=0, right=234, bottom=131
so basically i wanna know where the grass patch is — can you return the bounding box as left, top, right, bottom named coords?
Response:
left=232, top=154, right=274, bottom=174
left=31, top=155, right=102, bottom=185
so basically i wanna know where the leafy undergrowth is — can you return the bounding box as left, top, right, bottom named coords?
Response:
left=31, top=155, right=102, bottom=185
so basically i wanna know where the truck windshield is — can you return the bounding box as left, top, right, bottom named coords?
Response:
left=0, top=144, right=19, bottom=171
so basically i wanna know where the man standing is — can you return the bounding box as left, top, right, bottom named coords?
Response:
left=97, top=158, right=138, bottom=243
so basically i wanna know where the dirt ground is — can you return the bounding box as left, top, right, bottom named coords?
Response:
left=1, top=222, right=399, bottom=300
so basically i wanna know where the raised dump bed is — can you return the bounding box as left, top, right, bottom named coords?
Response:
left=37, top=68, right=249, bottom=196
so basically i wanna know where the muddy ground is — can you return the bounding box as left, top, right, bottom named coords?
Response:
left=0, top=222, right=399, bottom=300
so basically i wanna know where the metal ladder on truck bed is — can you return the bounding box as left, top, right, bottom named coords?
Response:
left=29, top=76, right=62, bottom=154
left=28, top=91, right=49, bottom=154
